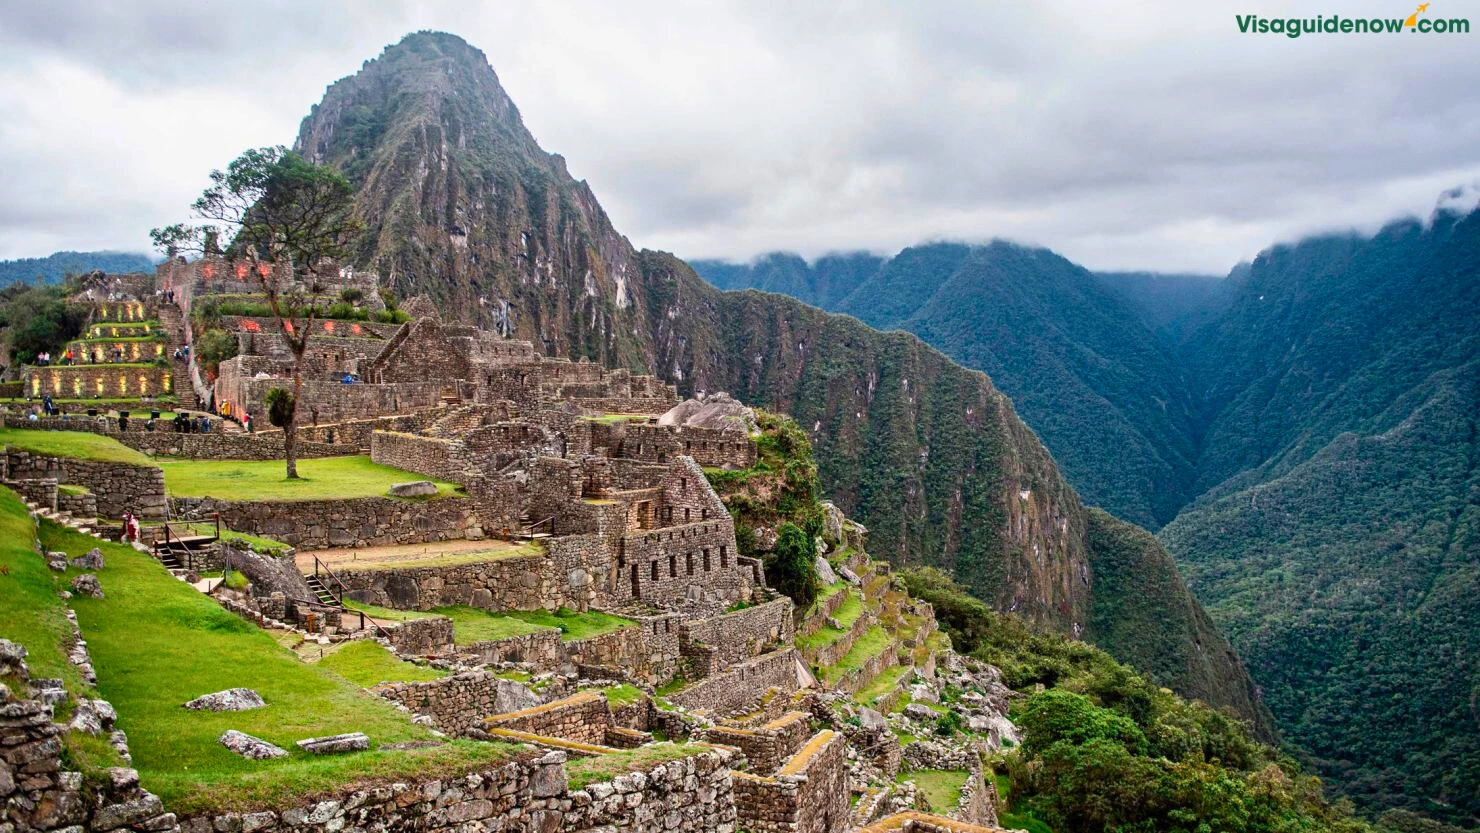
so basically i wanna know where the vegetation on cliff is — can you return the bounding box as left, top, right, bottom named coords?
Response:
left=698, top=205, right=1480, bottom=824
left=902, top=567, right=1370, bottom=833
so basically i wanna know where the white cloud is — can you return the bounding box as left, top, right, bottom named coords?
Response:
left=1, top=0, right=1478, bottom=273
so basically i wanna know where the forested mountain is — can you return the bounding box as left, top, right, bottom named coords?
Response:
left=694, top=243, right=1205, bottom=528
left=0, top=250, right=154, bottom=286
left=291, top=31, right=1265, bottom=727
left=695, top=208, right=1480, bottom=824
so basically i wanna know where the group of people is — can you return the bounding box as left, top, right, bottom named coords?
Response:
left=34, top=347, right=139, bottom=366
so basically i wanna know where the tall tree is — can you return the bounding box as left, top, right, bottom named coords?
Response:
left=152, top=146, right=362, bottom=478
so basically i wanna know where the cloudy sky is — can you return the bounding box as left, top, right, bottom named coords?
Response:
left=1, top=0, right=1478, bottom=273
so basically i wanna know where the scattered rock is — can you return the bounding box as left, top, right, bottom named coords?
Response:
left=839, top=566, right=862, bottom=586
left=45, top=551, right=68, bottom=571
left=33, top=678, right=67, bottom=706
left=219, top=730, right=287, bottom=760
left=387, top=481, right=438, bottom=497
left=70, top=573, right=104, bottom=599
left=815, top=555, right=839, bottom=585
left=296, top=732, right=369, bottom=754
left=70, top=548, right=105, bottom=570
left=857, top=707, right=888, bottom=732
left=903, top=703, right=936, bottom=723
left=184, top=688, right=266, bottom=712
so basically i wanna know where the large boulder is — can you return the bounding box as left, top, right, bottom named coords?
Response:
left=388, top=481, right=438, bottom=498
left=220, top=730, right=287, bottom=760
left=820, top=501, right=846, bottom=546
left=70, top=548, right=106, bottom=571
left=815, top=556, right=839, bottom=586
left=296, top=732, right=369, bottom=755
left=658, top=392, right=757, bottom=432
left=184, top=688, right=266, bottom=712
left=70, top=574, right=104, bottom=599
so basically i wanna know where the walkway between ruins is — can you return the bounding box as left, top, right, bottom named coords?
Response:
left=295, top=537, right=536, bottom=573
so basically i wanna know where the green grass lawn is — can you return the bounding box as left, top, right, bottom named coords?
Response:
left=341, top=603, right=636, bottom=645
left=821, top=624, right=892, bottom=686
left=796, top=589, right=863, bottom=652
left=435, top=606, right=636, bottom=644
left=857, top=663, right=914, bottom=706
left=39, top=520, right=517, bottom=814
left=900, top=769, right=969, bottom=813
left=0, top=488, right=98, bottom=704
left=578, top=413, right=651, bottom=425
left=0, top=428, right=154, bottom=465
left=564, top=743, right=707, bottom=791
left=158, top=456, right=461, bottom=501
left=602, top=684, right=647, bottom=710
left=316, top=641, right=447, bottom=688
left=342, top=543, right=543, bottom=571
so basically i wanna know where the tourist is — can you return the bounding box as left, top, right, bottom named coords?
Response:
left=42, top=395, right=54, bottom=416
left=123, top=512, right=140, bottom=543
left=243, top=412, right=253, bottom=433
left=118, top=412, right=130, bottom=431
left=37, top=351, right=49, bottom=366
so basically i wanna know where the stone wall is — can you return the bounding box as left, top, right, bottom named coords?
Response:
left=564, top=616, right=681, bottom=686
left=704, top=711, right=813, bottom=775
left=617, top=424, right=756, bottom=469
left=387, top=616, right=455, bottom=656
left=115, top=432, right=348, bottom=461
left=374, top=671, right=541, bottom=736
left=367, top=319, right=472, bottom=384
left=669, top=649, right=808, bottom=717
left=483, top=691, right=611, bottom=746
left=731, top=731, right=848, bottom=833
left=332, top=550, right=553, bottom=611
left=26, top=364, right=173, bottom=400
left=169, top=495, right=482, bottom=550
left=464, top=630, right=565, bottom=668
left=66, top=339, right=166, bottom=365
left=370, top=431, right=468, bottom=483
left=680, top=599, right=795, bottom=676
left=3, top=450, right=165, bottom=520
left=4, top=477, right=57, bottom=512
left=615, top=520, right=747, bottom=608
left=560, top=750, right=737, bottom=833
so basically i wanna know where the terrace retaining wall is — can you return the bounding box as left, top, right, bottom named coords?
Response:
left=169, top=495, right=482, bottom=550
left=374, top=670, right=541, bottom=736
left=483, top=691, right=611, bottom=746
left=731, top=730, right=848, bottom=833
left=2, top=449, right=165, bottom=519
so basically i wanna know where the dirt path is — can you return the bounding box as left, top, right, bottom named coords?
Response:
left=295, top=537, right=523, bottom=572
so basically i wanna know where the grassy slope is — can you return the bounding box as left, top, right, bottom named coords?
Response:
left=316, top=641, right=446, bottom=688
left=0, top=427, right=153, bottom=465
left=159, top=456, right=460, bottom=501
left=343, top=602, right=635, bottom=645
left=40, top=520, right=516, bottom=814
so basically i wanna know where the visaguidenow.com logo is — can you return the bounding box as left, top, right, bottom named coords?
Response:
left=1237, top=3, right=1470, bottom=36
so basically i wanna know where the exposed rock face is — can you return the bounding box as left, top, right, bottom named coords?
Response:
left=219, top=730, right=287, bottom=760
left=184, top=688, right=267, bottom=712
left=659, top=392, right=756, bottom=432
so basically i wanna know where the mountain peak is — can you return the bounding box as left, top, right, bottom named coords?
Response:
left=295, top=30, right=538, bottom=169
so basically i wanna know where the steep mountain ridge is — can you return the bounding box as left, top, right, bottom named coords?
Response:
left=695, top=241, right=1205, bottom=528
left=697, top=208, right=1480, bottom=821
left=291, top=31, right=1264, bottom=727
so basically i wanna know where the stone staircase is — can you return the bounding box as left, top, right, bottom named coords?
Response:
left=19, top=497, right=104, bottom=540
left=157, top=301, right=201, bottom=411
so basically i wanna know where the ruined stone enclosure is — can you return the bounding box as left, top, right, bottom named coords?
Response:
left=1, top=264, right=996, bottom=833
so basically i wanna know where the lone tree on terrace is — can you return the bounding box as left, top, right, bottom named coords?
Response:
left=152, top=146, right=362, bottom=479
